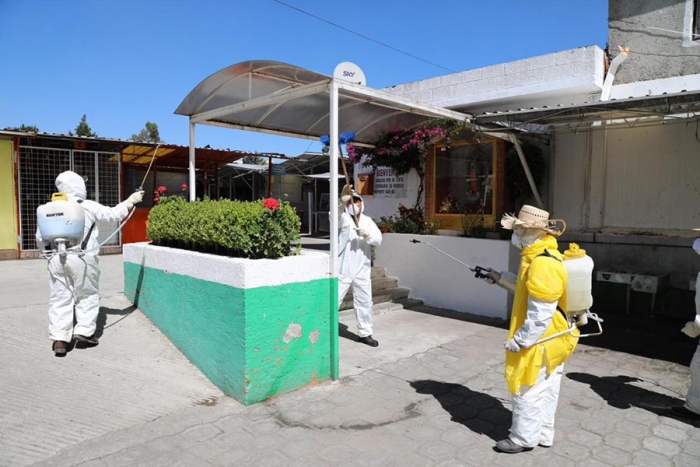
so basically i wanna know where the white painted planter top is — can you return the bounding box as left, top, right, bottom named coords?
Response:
left=124, top=243, right=329, bottom=289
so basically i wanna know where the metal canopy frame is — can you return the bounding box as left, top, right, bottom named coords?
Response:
left=175, top=60, right=485, bottom=380
left=175, top=60, right=476, bottom=269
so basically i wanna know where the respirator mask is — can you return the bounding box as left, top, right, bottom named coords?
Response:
left=511, top=228, right=545, bottom=250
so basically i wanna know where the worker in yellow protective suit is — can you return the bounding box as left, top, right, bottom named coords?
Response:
left=484, top=205, right=579, bottom=453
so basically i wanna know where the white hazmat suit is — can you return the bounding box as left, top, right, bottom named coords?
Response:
left=37, top=171, right=143, bottom=350
left=679, top=238, right=700, bottom=416
left=337, top=193, right=382, bottom=342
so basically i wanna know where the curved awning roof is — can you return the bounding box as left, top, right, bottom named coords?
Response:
left=174, top=60, right=473, bottom=145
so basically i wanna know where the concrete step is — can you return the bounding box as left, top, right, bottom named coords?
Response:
left=393, top=297, right=425, bottom=309
left=371, top=266, right=386, bottom=279
left=339, top=300, right=405, bottom=318
left=340, top=286, right=410, bottom=310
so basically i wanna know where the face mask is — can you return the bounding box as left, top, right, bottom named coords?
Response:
left=346, top=202, right=362, bottom=217
left=511, top=229, right=544, bottom=249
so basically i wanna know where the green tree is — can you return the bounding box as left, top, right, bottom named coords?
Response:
left=3, top=124, right=39, bottom=132
left=241, top=155, right=267, bottom=165
left=69, top=114, right=98, bottom=137
left=131, top=121, right=162, bottom=143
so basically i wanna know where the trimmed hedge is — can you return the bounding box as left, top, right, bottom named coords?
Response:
left=146, top=197, right=301, bottom=259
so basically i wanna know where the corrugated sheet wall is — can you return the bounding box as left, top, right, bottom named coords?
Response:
left=553, top=120, right=700, bottom=232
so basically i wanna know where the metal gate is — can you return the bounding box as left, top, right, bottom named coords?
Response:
left=18, top=146, right=121, bottom=251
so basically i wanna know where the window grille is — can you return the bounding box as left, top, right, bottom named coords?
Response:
left=18, top=146, right=121, bottom=251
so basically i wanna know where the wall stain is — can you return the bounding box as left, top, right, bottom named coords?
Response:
left=283, top=322, right=302, bottom=343
left=309, top=329, right=320, bottom=344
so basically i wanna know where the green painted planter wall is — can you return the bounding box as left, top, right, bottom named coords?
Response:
left=123, top=243, right=333, bottom=405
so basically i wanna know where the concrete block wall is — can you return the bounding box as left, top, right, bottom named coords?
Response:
left=384, top=46, right=605, bottom=110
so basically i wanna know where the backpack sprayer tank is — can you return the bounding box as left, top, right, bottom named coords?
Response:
left=37, top=192, right=85, bottom=255
left=562, top=243, right=594, bottom=326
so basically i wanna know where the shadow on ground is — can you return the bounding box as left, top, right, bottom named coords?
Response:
left=95, top=305, right=137, bottom=338
left=575, top=311, right=697, bottom=366
left=567, top=372, right=700, bottom=428
left=339, top=322, right=359, bottom=342
left=405, top=305, right=697, bottom=367
left=411, top=379, right=511, bottom=441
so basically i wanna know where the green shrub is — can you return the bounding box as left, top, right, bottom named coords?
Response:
left=377, top=204, right=439, bottom=235
left=146, top=196, right=301, bottom=259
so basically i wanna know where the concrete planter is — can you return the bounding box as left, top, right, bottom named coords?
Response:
left=375, top=233, right=517, bottom=319
left=123, top=243, right=333, bottom=405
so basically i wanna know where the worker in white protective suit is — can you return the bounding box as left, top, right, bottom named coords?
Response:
left=338, top=184, right=382, bottom=347
left=481, top=205, right=578, bottom=453
left=36, top=171, right=144, bottom=356
left=671, top=234, right=700, bottom=419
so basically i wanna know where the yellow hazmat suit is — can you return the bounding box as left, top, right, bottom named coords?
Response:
left=505, top=234, right=579, bottom=394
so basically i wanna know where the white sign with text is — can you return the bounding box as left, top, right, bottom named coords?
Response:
left=373, top=167, right=406, bottom=198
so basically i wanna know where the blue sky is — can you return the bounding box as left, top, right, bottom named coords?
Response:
left=0, top=0, right=608, bottom=156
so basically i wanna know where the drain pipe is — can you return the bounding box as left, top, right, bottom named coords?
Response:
left=595, top=46, right=629, bottom=230
left=601, top=46, right=630, bottom=101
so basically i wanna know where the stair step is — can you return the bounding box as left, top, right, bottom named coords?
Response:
left=339, top=301, right=404, bottom=318
left=371, top=266, right=386, bottom=279
left=339, top=286, right=410, bottom=310
left=393, top=297, right=424, bottom=309
left=341, top=276, right=399, bottom=299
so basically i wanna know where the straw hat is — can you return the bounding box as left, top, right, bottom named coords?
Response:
left=501, top=205, right=566, bottom=237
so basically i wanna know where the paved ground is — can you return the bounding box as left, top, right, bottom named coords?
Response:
left=3, top=243, right=700, bottom=466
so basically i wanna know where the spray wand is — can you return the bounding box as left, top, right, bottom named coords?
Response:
left=409, top=238, right=490, bottom=280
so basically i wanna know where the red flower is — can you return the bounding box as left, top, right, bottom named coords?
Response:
left=157, top=186, right=167, bottom=193
left=181, top=183, right=188, bottom=191
left=154, top=197, right=160, bottom=203
left=263, top=198, right=279, bottom=210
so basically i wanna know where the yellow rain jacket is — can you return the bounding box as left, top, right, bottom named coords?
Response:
left=505, top=234, right=579, bottom=394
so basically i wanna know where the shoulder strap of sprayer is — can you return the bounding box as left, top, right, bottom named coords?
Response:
left=77, top=199, right=96, bottom=250
left=537, top=249, right=567, bottom=318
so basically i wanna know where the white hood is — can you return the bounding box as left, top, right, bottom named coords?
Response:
left=55, top=171, right=87, bottom=201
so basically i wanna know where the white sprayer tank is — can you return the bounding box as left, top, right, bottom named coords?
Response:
left=562, top=243, right=594, bottom=312
left=37, top=200, right=85, bottom=247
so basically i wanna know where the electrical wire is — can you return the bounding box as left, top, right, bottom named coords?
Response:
left=272, top=0, right=455, bottom=73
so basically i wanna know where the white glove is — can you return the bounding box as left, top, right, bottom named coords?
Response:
left=126, top=191, right=144, bottom=208
left=355, top=228, right=370, bottom=239
left=340, top=184, right=354, bottom=204
left=504, top=338, right=521, bottom=353
left=682, top=321, right=700, bottom=338
left=483, top=268, right=501, bottom=285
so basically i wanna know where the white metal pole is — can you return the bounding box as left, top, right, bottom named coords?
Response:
left=329, top=79, right=339, bottom=380
left=329, top=80, right=339, bottom=279
left=189, top=120, right=196, bottom=201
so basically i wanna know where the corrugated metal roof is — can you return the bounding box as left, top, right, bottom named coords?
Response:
left=473, top=89, right=700, bottom=129
left=0, top=130, right=262, bottom=169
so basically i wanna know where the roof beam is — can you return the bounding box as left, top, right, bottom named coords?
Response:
left=191, top=80, right=331, bottom=123
left=335, top=80, right=473, bottom=122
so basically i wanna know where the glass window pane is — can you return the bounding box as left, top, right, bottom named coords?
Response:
left=434, top=142, right=494, bottom=215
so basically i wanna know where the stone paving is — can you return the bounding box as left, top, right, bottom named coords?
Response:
left=4, top=248, right=700, bottom=466
left=35, top=314, right=700, bottom=467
